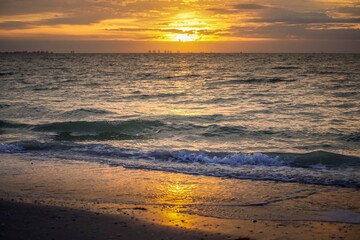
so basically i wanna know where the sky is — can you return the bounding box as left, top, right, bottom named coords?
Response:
left=0, top=0, right=359, bottom=52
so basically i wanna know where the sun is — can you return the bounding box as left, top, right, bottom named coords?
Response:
left=173, top=33, right=199, bottom=42
left=163, top=12, right=207, bottom=42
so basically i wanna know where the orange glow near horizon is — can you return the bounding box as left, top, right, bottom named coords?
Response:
left=0, top=0, right=359, bottom=52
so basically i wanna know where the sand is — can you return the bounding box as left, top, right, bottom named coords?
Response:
left=0, top=199, right=236, bottom=240
left=0, top=154, right=359, bottom=240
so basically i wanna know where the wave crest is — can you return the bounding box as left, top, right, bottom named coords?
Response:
left=145, top=150, right=284, bottom=166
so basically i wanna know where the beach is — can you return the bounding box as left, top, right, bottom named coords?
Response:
left=1, top=0, right=360, bottom=238
left=1, top=53, right=360, bottom=239
left=1, top=154, right=359, bottom=240
left=1, top=200, right=233, bottom=240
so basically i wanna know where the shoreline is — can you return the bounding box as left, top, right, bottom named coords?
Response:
left=0, top=154, right=359, bottom=239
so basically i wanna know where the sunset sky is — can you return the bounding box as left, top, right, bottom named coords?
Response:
left=0, top=0, right=359, bottom=52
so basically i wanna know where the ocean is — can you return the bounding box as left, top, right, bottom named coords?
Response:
left=1, top=53, right=359, bottom=187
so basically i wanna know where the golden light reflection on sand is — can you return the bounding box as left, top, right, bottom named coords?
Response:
left=155, top=177, right=197, bottom=228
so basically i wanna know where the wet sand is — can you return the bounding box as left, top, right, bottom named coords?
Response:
left=0, top=154, right=359, bottom=240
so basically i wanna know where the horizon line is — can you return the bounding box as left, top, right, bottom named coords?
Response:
left=1, top=51, right=360, bottom=54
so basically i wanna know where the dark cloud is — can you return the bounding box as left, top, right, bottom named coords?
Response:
left=256, top=11, right=360, bottom=24
left=106, top=27, right=223, bottom=36
left=0, top=0, right=90, bottom=15
left=206, top=8, right=237, bottom=14
left=336, top=7, right=360, bottom=17
left=0, top=0, right=173, bottom=28
left=233, top=3, right=267, bottom=10
left=0, top=21, right=33, bottom=30
left=40, top=15, right=103, bottom=25
left=207, top=3, right=268, bottom=14
left=0, top=0, right=116, bottom=27
left=230, top=24, right=360, bottom=40
left=0, top=14, right=109, bottom=29
left=208, top=3, right=360, bottom=26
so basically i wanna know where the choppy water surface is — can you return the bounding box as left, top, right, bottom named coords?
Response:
left=0, top=53, right=359, bottom=187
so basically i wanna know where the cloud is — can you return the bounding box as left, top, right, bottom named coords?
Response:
left=106, top=27, right=224, bottom=37
left=0, top=0, right=359, bottom=43
left=333, top=6, right=360, bottom=18
left=230, top=23, right=360, bottom=40
left=206, top=8, right=237, bottom=14
left=0, top=21, right=33, bottom=30
left=39, top=15, right=104, bottom=25
left=207, top=3, right=268, bottom=14
left=233, top=3, right=267, bottom=10
left=256, top=10, right=360, bottom=24
left=0, top=0, right=93, bottom=15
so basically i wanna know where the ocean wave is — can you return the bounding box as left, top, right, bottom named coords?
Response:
left=0, top=103, right=10, bottom=109
left=126, top=92, right=186, bottom=100
left=0, top=120, right=27, bottom=129
left=32, top=119, right=164, bottom=133
left=1, top=141, right=359, bottom=187
left=342, top=132, right=360, bottom=142
left=0, top=119, right=165, bottom=141
left=0, top=71, right=15, bottom=76
left=144, top=150, right=284, bottom=166
left=215, top=77, right=296, bottom=85
left=32, top=86, right=60, bottom=91
left=61, top=108, right=114, bottom=117
left=0, top=119, right=357, bottom=143
left=53, top=132, right=145, bottom=141
left=273, top=151, right=360, bottom=168
left=201, top=125, right=276, bottom=137
left=0, top=141, right=74, bottom=153
left=33, top=120, right=164, bottom=141
left=272, top=66, right=300, bottom=70
left=0, top=140, right=358, bottom=168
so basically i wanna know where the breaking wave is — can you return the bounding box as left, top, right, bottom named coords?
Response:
left=1, top=140, right=359, bottom=187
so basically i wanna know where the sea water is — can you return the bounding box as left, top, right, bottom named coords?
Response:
left=0, top=53, right=359, bottom=187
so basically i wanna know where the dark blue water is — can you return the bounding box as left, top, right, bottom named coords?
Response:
left=1, top=53, right=359, bottom=187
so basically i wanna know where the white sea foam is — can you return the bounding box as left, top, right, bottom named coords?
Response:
left=144, top=150, right=284, bottom=166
